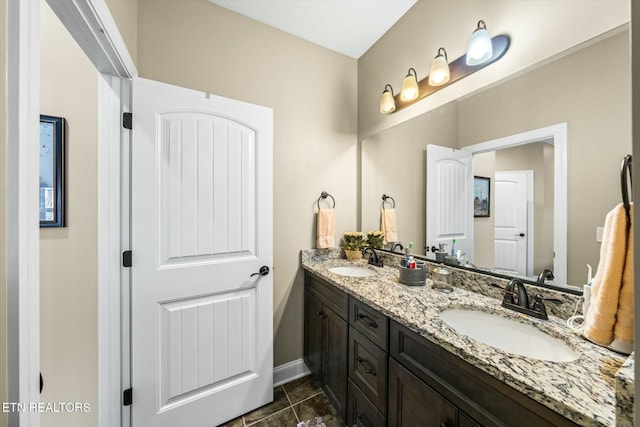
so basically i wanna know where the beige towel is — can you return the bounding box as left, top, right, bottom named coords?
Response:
left=316, top=208, right=335, bottom=249
left=381, top=208, right=398, bottom=244
left=613, top=204, right=633, bottom=345
left=584, top=203, right=633, bottom=347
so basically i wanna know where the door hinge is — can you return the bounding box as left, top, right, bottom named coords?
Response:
left=123, top=112, right=132, bottom=130
left=123, top=388, right=132, bottom=406
left=122, top=250, right=132, bottom=268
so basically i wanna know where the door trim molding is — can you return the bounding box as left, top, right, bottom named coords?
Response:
left=97, top=75, right=132, bottom=427
left=8, top=1, right=136, bottom=426
left=7, top=1, right=41, bottom=425
left=462, top=122, right=568, bottom=284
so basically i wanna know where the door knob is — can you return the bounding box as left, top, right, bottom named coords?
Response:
left=250, top=266, right=270, bottom=277
left=515, top=233, right=525, bottom=237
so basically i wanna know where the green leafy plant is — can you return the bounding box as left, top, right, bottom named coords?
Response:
left=342, top=231, right=365, bottom=251
left=367, top=230, right=385, bottom=249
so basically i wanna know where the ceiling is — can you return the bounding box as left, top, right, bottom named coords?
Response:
left=208, top=0, right=417, bottom=59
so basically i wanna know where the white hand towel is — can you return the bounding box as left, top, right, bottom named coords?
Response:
left=316, top=208, right=335, bottom=249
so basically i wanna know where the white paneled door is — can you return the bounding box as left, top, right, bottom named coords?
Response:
left=426, top=144, right=473, bottom=262
left=131, top=77, right=273, bottom=427
left=494, top=171, right=531, bottom=276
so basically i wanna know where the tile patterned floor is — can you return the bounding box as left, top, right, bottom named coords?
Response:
left=219, top=375, right=342, bottom=427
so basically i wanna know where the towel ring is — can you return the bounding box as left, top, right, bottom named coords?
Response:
left=382, top=194, right=395, bottom=209
left=317, top=191, right=335, bottom=210
left=621, top=154, right=632, bottom=228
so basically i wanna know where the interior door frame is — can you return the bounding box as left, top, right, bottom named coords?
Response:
left=7, top=1, right=136, bottom=426
left=462, top=122, right=568, bottom=284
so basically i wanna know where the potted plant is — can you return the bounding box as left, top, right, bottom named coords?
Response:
left=367, top=230, right=385, bottom=249
left=342, top=231, right=364, bottom=261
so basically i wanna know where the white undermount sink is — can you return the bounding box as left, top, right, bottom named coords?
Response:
left=439, top=309, right=578, bottom=362
left=328, top=266, right=377, bottom=278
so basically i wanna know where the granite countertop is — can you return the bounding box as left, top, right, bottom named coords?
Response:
left=301, top=250, right=628, bottom=427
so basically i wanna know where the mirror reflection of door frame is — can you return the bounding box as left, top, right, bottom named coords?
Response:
left=463, top=122, right=567, bottom=284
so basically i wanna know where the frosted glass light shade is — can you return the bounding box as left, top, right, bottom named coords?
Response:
left=466, top=20, right=493, bottom=66
left=429, top=48, right=450, bottom=86
left=400, top=68, right=419, bottom=101
left=379, top=84, right=396, bottom=114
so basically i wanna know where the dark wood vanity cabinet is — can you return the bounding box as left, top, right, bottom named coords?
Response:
left=303, top=271, right=349, bottom=422
left=389, top=321, right=579, bottom=427
left=304, top=271, right=579, bottom=427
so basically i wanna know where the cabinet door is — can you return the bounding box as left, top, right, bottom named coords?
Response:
left=459, top=411, right=481, bottom=427
left=388, top=358, right=456, bottom=427
left=304, top=291, right=323, bottom=378
left=324, top=306, right=348, bottom=422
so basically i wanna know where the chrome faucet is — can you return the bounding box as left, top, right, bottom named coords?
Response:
left=362, top=246, right=383, bottom=267
left=536, top=269, right=555, bottom=284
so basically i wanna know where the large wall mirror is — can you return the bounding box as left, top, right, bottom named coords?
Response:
left=360, top=26, right=631, bottom=292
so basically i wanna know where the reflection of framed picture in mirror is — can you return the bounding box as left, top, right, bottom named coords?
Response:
left=474, top=176, right=490, bottom=217
left=40, top=115, right=66, bottom=227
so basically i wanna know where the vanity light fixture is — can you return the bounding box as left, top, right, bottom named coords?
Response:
left=378, top=19, right=509, bottom=115
left=466, top=20, right=493, bottom=66
left=428, top=48, right=450, bottom=86
left=379, top=84, right=396, bottom=114
left=400, top=68, right=419, bottom=101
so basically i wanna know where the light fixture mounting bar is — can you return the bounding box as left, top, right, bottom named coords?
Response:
left=392, top=35, right=510, bottom=113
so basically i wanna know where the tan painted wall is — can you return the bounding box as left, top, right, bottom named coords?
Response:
left=40, top=3, right=98, bottom=426
left=472, top=151, right=495, bottom=268
left=459, top=29, right=631, bottom=285
left=104, top=0, right=137, bottom=65
left=137, top=0, right=358, bottom=366
left=0, top=1, right=7, bottom=426
left=358, top=0, right=630, bottom=140
left=361, top=102, right=458, bottom=252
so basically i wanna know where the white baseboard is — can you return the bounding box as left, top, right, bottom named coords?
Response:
left=273, top=358, right=311, bottom=387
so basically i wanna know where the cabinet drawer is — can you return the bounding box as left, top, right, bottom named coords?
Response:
left=347, top=379, right=386, bottom=427
left=350, top=297, right=388, bottom=351
left=389, top=320, right=578, bottom=427
left=349, top=326, right=387, bottom=414
left=305, top=271, right=348, bottom=320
